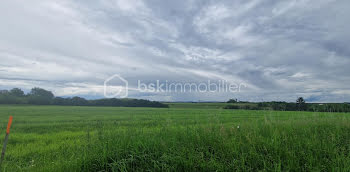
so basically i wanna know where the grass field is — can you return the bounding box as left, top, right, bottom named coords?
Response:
left=0, top=105, right=350, bottom=171
left=165, top=102, right=257, bottom=109
left=165, top=102, right=231, bottom=109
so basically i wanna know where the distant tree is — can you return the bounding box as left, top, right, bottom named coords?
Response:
left=296, top=97, right=305, bottom=104
left=71, top=96, right=88, bottom=106
left=9, top=88, right=25, bottom=97
left=296, top=97, right=306, bottom=111
left=53, top=97, right=67, bottom=105
left=227, top=98, right=238, bottom=103
left=0, top=89, right=27, bottom=104
left=0, top=90, right=9, bottom=95
left=1, top=87, right=169, bottom=108
left=28, top=87, right=54, bottom=105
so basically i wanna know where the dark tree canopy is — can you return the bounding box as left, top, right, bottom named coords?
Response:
left=226, top=99, right=350, bottom=112
left=296, top=97, right=307, bottom=111
left=297, top=97, right=305, bottom=104
left=0, top=87, right=168, bottom=108
left=10, top=88, right=25, bottom=97
left=227, top=98, right=238, bottom=103
left=28, top=87, right=55, bottom=105
left=29, top=87, right=54, bottom=98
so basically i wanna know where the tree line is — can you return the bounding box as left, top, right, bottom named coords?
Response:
left=225, top=97, right=350, bottom=112
left=0, top=87, right=168, bottom=108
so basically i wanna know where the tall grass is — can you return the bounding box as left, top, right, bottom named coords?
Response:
left=0, top=105, right=349, bottom=171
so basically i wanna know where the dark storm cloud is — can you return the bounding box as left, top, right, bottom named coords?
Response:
left=0, top=0, right=349, bottom=102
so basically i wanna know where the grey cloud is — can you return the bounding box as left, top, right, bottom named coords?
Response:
left=0, top=0, right=349, bottom=102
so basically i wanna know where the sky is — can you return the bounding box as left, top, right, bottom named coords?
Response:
left=0, top=0, right=350, bottom=102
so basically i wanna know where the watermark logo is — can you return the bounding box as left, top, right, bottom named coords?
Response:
left=138, top=80, right=246, bottom=93
left=104, top=74, right=246, bottom=98
left=104, top=74, right=128, bottom=98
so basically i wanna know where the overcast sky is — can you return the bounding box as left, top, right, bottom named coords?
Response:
left=1, top=0, right=350, bottom=102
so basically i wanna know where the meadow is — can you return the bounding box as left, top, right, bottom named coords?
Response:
left=0, top=104, right=350, bottom=171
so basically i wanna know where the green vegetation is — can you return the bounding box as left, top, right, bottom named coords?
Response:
left=165, top=102, right=230, bottom=109
left=224, top=97, right=350, bottom=112
left=0, top=105, right=350, bottom=171
left=0, top=88, right=168, bottom=108
left=255, top=101, right=350, bottom=112
left=166, top=102, right=257, bottom=109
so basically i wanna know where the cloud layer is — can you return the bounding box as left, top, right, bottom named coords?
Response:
left=1, top=0, right=349, bottom=102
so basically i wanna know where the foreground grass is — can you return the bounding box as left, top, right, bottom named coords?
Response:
left=0, top=105, right=349, bottom=171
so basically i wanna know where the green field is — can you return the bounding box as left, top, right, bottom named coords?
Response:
left=0, top=105, right=350, bottom=171
left=165, top=102, right=231, bottom=109
left=165, top=102, right=256, bottom=109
